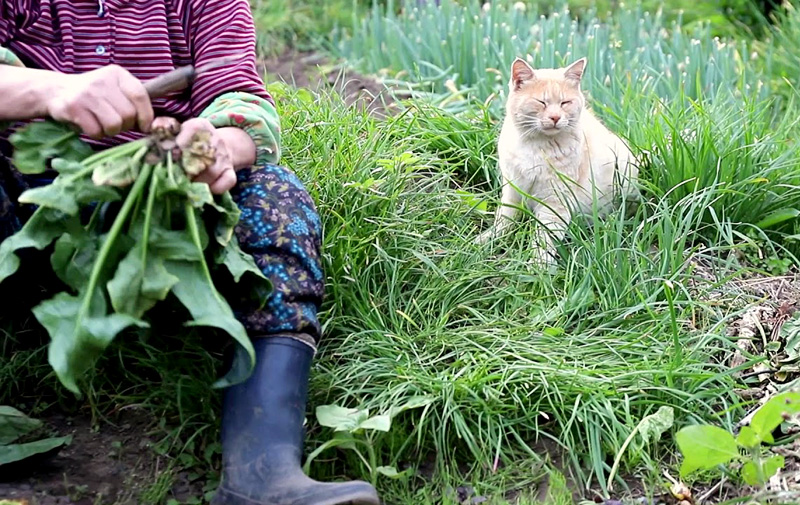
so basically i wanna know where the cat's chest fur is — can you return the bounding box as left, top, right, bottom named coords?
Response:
left=498, top=125, right=585, bottom=188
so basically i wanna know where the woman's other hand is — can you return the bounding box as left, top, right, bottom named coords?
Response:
left=46, top=64, right=154, bottom=139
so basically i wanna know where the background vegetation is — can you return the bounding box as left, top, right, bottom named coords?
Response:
left=3, top=0, right=800, bottom=504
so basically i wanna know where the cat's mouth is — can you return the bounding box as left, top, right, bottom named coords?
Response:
left=541, top=123, right=566, bottom=135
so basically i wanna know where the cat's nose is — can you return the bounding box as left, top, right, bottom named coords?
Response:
left=549, top=114, right=561, bottom=123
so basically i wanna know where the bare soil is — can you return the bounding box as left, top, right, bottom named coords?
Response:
left=257, top=50, right=398, bottom=119
left=0, top=409, right=170, bottom=505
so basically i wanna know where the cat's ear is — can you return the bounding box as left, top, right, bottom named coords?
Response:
left=564, top=57, right=587, bottom=84
left=511, top=57, right=535, bottom=90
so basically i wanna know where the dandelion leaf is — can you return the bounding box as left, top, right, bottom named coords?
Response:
left=34, top=289, right=148, bottom=395
left=676, top=425, right=739, bottom=478
left=0, top=208, right=71, bottom=284
left=107, top=241, right=179, bottom=319
left=51, top=231, right=99, bottom=291
left=9, top=120, right=92, bottom=174
left=0, top=407, right=42, bottom=445
left=18, top=176, right=120, bottom=216
left=164, top=259, right=255, bottom=389
left=0, top=435, right=73, bottom=467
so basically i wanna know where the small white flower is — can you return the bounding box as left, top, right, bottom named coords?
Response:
left=513, top=2, right=526, bottom=11
left=482, top=2, right=491, bottom=12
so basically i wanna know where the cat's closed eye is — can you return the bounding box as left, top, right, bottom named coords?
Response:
left=534, top=98, right=546, bottom=106
left=561, top=100, right=572, bottom=106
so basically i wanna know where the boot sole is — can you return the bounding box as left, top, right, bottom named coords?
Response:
left=211, top=486, right=381, bottom=505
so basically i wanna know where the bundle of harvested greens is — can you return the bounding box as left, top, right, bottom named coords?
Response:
left=0, top=119, right=271, bottom=395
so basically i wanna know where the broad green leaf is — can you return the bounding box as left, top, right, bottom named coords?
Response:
left=0, top=435, right=72, bottom=467
left=358, top=414, right=392, bottom=432
left=215, top=240, right=268, bottom=284
left=316, top=405, right=370, bottom=432
left=186, top=182, right=217, bottom=209
left=92, top=158, right=139, bottom=187
left=543, top=327, right=565, bottom=337
left=0, top=406, right=42, bottom=445
left=34, top=289, right=149, bottom=394
left=750, top=392, right=800, bottom=444
left=741, top=455, right=784, bottom=486
left=50, top=158, right=87, bottom=176
left=9, top=120, right=92, bottom=174
left=51, top=232, right=99, bottom=291
left=455, top=189, right=488, bottom=212
left=736, top=426, right=760, bottom=449
left=636, top=406, right=674, bottom=447
left=148, top=225, right=203, bottom=261
left=0, top=208, right=71, bottom=284
left=763, top=455, right=785, bottom=481
left=676, top=425, right=740, bottom=477
left=107, top=242, right=179, bottom=319
left=214, top=240, right=272, bottom=310
left=213, top=192, right=242, bottom=246
left=18, top=176, right=120, bottom=216
left=164, top=259, right=255, bottom=389
left=780, top=318, right=800, bottom=359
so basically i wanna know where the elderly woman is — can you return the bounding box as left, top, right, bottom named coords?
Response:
left=0, top=0, right=379, bottom=504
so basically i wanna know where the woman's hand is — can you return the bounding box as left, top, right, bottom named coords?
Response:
left=45, top=64, right=154, bottom=139
left=150, top=116, right=257, bottom=195
left=172, top=117, right=237, bottom=195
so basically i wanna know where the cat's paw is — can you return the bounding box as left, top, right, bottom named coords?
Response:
left=474, top=228, right=495, bottom=244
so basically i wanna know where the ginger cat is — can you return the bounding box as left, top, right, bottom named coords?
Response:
left=475, top=56, right=640, bottom=263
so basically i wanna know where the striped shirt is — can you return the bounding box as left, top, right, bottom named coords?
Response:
left=0, top=0, right=276, bottom=150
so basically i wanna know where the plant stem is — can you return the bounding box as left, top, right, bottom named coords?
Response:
left=67, top=140, right=150, bottom=184
left=81, top=139, right=149, bottom=169
left=141, top=164, right=161, bottom=264
left=367, top=434, right=378, bottom=487
left=78, top=163, right=153, bottom=319
left=184, top=200, right=221, bottom=301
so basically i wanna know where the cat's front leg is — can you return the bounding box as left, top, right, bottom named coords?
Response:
left=530, top=203, right=570, bottom=266
left=475, top=180, right=523, bottom=244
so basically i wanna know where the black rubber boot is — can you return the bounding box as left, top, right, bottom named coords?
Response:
left=212, top=336, right=381, bottom=505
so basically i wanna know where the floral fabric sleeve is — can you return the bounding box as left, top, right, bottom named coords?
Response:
left=0, top=46, right=24, bottom=67
left=199, top=91, right=282, bottom=166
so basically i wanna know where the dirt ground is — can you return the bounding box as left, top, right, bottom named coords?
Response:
left=0, top=409, right=181, bottom=505
left=257, top=49, right=397, bottom=118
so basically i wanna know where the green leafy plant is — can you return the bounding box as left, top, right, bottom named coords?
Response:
left=0, top=120, right=271, bottom=395
left=303, top=395, right=434, bottom=486
left=0, top=405, right=72, bottom=468
left=676, top=391, right=800, bottom=488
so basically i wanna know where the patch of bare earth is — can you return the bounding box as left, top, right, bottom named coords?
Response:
left=0, top=408, right=201, bottom=505
left=257, top=50, right=398, bottom=119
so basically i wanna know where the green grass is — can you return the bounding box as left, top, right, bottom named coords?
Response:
left=263, top=81, right=797, bottom=499
left=330, top=0, right=775, bottom=115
